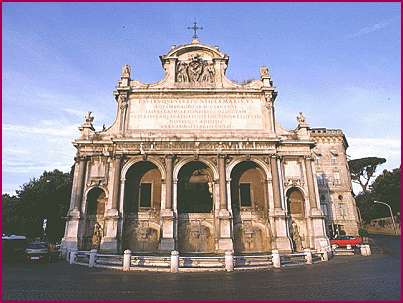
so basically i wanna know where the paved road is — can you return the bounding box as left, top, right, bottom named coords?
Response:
left=3, top=235, right=400, bottom=300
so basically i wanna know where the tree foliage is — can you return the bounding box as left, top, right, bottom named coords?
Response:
left=370, top=167, right=400, bottom=218
left=2, top=169, right=72, bottom=242
left=353, top=167, right=400, bottom=223
left=348, top=157, right=386, bottom=193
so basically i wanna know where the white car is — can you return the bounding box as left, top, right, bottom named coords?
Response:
left=25, top=242, right=49, bottom=262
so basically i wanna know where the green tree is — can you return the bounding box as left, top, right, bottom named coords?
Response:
left=3, top=169, right=72, bottom=242
left=369, top=167, right=400, bottom=219
left=348, top=157, right=386, bottom=194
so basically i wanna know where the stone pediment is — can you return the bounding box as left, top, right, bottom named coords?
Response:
left=163, top=42, right=227, bottom=61
left=128, top=40, right=266, bottom=90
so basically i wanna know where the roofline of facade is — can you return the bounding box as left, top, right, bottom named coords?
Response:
left=310, top=127, right=349, bottom=149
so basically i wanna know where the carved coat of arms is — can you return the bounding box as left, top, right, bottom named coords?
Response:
left=176, top=55, right=215, bottom=84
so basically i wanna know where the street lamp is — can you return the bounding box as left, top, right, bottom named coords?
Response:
left=373, top=200, right=397, bottom=235
left=356, top=206, right=363, bottom=226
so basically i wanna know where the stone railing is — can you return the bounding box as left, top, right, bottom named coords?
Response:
left=67, top=247, right=369, bottom=272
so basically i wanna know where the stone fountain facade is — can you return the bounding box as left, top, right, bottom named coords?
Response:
left=62, top=39, right=359, bottom=255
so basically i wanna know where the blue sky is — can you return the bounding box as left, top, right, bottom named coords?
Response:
left=2, top=2, right=401, bottom=194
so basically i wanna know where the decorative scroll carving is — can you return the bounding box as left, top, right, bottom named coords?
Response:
left=285, top=177, right=304, bottom=187
left=176, top=55, right=215, bottom=83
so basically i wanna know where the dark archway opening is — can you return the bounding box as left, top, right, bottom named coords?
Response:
left=177, top=161, right=213, bottom=213
left=123, top=161, right=162, bottom=252
left=124, top=161, right=162, bottom=213
left=230, top=161, right=269, bottom=253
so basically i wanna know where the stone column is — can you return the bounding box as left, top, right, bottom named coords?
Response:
left=305, top=156, right=329, bottom=250
left=217, top=155, right=233, bottom=252
left=111, top=156, right=122, bottom=211
left=74, top=156, right=88, bottom=210
left=270, top=155, right=292, bottom=252
left=270, top=156, right=282, bottom=209
left=62, top=156, right=88, bottom=252
left=305, top=157, right=318, bottom=210
left=165, top=155, right=173, bottom=209
left=159, top=155, right=175, bottom=251
left=101, top=156, right=122, bottom=253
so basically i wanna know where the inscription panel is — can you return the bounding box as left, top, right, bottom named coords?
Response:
left=128, top=98, right=264, bottom=130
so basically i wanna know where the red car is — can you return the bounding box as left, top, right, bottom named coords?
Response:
left=330, top=235, right=363, bottom=247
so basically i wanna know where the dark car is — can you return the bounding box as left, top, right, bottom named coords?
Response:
left=330, top=235, right=363, bottom=248
left=25, top=242, right=49, bottom=262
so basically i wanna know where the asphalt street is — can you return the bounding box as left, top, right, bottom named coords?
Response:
left=2, top=234, right=400, bottom=300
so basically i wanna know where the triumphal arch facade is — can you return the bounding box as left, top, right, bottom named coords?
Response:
left=62, top=39, right=359, bottom=255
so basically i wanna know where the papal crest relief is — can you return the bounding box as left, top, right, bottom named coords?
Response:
left=176, top=55, right=215, bottom=83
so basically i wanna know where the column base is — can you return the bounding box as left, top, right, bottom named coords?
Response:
left=61, top=237, right=78, bottom=256
left=100, top=237, right=118, bottom=253
left=159, top=238, right=175, bottom=251
left=218, top=238, right=234, bottom=252
left=274, top=236, right=293, bottom=253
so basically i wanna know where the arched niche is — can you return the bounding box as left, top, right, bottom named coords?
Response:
left=81, top=187, right=107, bottom=250
left=286, top=187, right=305, bottom=217
left=286, top=187, right=307, bottom=252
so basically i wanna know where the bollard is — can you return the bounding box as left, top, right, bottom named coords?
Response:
left=365, top=244, right=372, bottom=256
left=66, top=249, right=70, bottom=262
left=170, top=250, right=179, bottom=273
left=272, top=250, right=281, bottom=268
left=69, top=249, right=77, bottom=264
left=123, top=249, right=131, bottom=271
left=224, top=250, right=234, bottom=272
left=89, top=249, right=97, bottom=268
left=346, top=244, right=352, bottom=250
left=304, top=249, right=312, bottom=264
left=360, top=245, right=367, bottom=256
left=321, top=250, right=329, bottom=261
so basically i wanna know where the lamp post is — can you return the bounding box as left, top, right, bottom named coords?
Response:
left=373, top=200, right=397, bottom=235
left=356, top=206, right=363, bottom=227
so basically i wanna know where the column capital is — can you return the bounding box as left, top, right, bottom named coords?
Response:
left=165, top=153, right=176, bottom=160
left=74, top=155, right=89, bottom=162
left=112, top=154, right=123, bottom=161
left=217, top=153, right=227, bottom=159
left=270, top=154, right=282, bottom=160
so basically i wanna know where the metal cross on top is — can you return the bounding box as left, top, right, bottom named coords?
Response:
left=187, top=21, right=203, bottom=39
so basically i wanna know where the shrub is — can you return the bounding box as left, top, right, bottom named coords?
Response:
left=358, top=228, right=369, bottom=237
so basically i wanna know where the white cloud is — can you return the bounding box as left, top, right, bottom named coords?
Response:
left=2, top=122, right=78, bottom=137
left=347, top=137, right=401, bottom=170
left=347, top=17, right=397, bottom=39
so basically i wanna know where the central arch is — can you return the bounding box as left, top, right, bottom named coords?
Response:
left=176, top=160, right=215, bottom=253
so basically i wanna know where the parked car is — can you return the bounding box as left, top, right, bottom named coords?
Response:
left=25, top=241, right=49, bottom=262
left=330, top=235, right=363, bottom=248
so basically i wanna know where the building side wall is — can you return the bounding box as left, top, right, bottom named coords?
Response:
left=312, top=130, right=359, bottom=236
